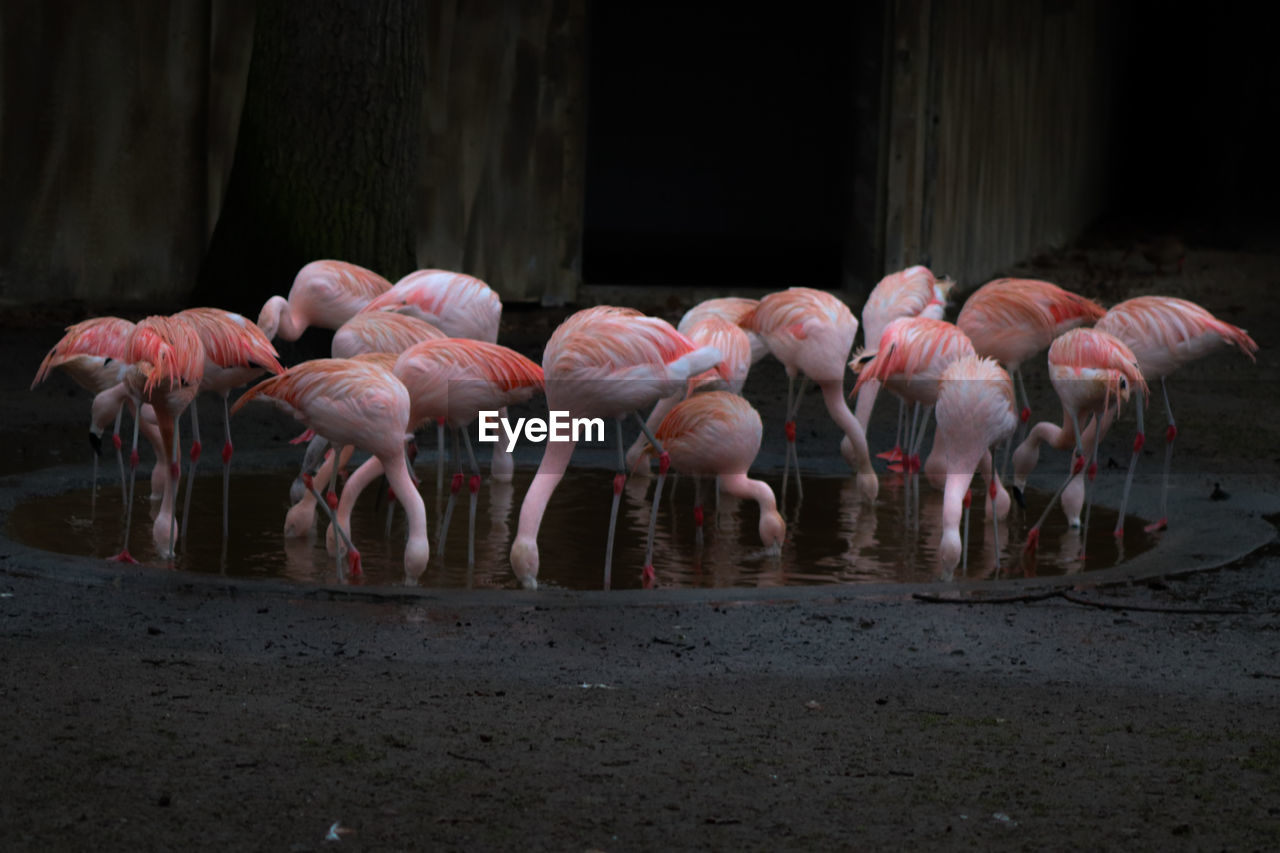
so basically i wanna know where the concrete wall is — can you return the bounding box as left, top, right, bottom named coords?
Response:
left=880, top=0, right=1119, bottom=287
left=0, top=1, right=254, bottom=308
left=0, top=0, right=585, bottom=310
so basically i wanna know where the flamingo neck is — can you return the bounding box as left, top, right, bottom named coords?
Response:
left=263, top=296, right=307, bottom=342
left=380, top=450, right=429, bottom=580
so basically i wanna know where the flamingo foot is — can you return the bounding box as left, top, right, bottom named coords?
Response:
left=1144, top=518, right=1168, bottom=533
left=108, top=549, right=139, bottom=564
left=875, top=445, right=904, bottom=461
left=347, top=549, right=363, bottom=578
left=1023, top=526, right=1041, bottom=553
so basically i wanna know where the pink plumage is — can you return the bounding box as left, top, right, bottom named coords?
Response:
left=360, top=269, right=502, bottom=343
left=957, top=278, right=1106, bottom=370
left=257, top=260, right=393, bottom=341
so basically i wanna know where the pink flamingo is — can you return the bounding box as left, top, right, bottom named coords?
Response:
left=172, top=308, right=284, bottom=540
left=1019, top=328, right=1147, bottom=557
left=1095, top=296, right=1258, bottom=533
left=740, top=287, right=877, bottom=502
left=328, top=339, right=544, bottom=572
left=360, top=269, right=509, bottom=486
left=932, top=356, right=1017, bottom=575
left=509, top=306, right=722, bottom=590
left=32, top=316, right=136, bottom=498
left=676, top=296, right=769, bottom=365
left=117, top=316, right=207, bottom=561
left=852, top=265, right=955, bottom=459
left=330, top=311, right=447, bottom=359
left=636, top=391, right=785, bottom=563
left=233, top=358, right=428, bottom=582
left=256, top=260, right=392, bottom=342
left=956, top=278, right=1105, bottom=425
left=850, top=316, right=976, bottom=475
left=624, top=313, right=754, bottom=474
left=89, top=383, right=167, bottom=502
left=282, top=312, right=448, bottom=532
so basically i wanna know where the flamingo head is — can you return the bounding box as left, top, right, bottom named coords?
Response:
left=759, top=510, right=786, bottom=553
left=509, top=536, right=540, bottom=590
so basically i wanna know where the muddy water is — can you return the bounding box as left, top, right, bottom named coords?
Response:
left=7, top=465, right=1156, bottom=590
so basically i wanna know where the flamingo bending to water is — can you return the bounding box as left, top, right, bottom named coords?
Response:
left=1095, top=295, right=1257, bottom=532
left=932, top=356, right=1017, bottom=575
left=509, top=306, right=721, bottom=590
left=257, top=260, right=392, bottom=342
left=741, top=287, right=877, bottom=502
left=233, top=358, right=428, bottom=581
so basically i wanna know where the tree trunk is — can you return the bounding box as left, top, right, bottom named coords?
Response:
left=196, top=0, right=423, bottom=315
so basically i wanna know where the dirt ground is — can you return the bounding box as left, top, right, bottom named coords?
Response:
left=2, top=222, right=1279, bottom=851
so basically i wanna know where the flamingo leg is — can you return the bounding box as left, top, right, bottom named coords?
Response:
left=462, top=426, right=482, bottom=570
left=603, top=418, right=625, bottom=590
left=109, top=398, right=143, bottom=564
left=1114, top=387, right=1145, bottom=537
left=1148, top=377, right=1175, bottom=532
left=961, top=491, right=971, bottom=577
left=167, top=416, right=182, bottom=560
left=437, top=428, right=464, bottom=560
left=1025, top=410, right=1086, bottom=554
left=220, top=393, right=232, bottom=539
left=634, top=411, right=670, bottom=588
left=781, top=375, right=797, bottom=504
left=181, top=398, right=201, bottom=543
left=1078, top=413, right=1103, bottom=561
left=693, top=476, right=704, bottom=550
left=304, top=471, right=359, bottom=582
left=113, top=404, right=127, bottom=504
left=436, top=416, right=446, bottom=515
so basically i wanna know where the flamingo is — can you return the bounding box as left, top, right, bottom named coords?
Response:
left=31, top=316, right=135, bottom=498
left=850, top=316, right=976, bottom=475
left=624, top=313, right=754, bottom=474
left=635, top=391, right=785, bottom=564
left=675, top=296, right=769, bottom=365
left=1094, top=296, right=1257, bottom=533
left=955, top=278, right=1105, bottom=425
left=359, top=269, right=510, bottom=486
left=117, top=316, right=207, bottom=561
left=328, top=339, right=544, bottom=572
left=281, top=352, right=399, bottom=540
left=257, top=260, right=392, bottom=342
left=508, top=306, right=722, bottom=590
left=1019, top=328, right=1147, bottom=557
left=172, top=308, right=284, bottom=540
left=740, top=287, right=877, bottom=502
left=88, top=383, right=167, bottom=502
left=330, top=311, right=447, bottom=359
left=932, top=356, right=1017, bottom=575
left=852, top=265, right=955, bottom=459
left=232, top=358, right=429, bottom=582
left=280, top=312, right=450, bottom=533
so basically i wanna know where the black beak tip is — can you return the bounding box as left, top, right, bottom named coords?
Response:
left=88, top=432, right=102, bottom=456
left=1010, top=485, right=1026, bottom=509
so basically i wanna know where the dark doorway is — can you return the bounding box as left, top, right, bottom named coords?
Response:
left=583, top=6, right=861, bottom=288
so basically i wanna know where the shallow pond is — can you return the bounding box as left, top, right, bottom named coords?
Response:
left=7, top=459, right=1156, bottom=590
